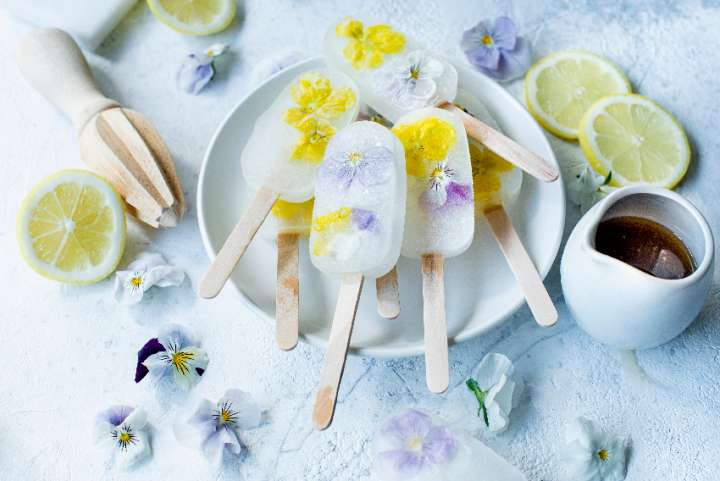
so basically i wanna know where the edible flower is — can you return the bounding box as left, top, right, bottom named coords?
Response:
left=465, top=352, right=521, bottom=433
left=114, top=252, right=185, bottom=305
left=94, top=405, right=151, bottom=469
left=378, top=50, right=445, bottom=110
left=290, top=117, right=336, bottom=163
left=392, top=117, right=457, bottom=178
left=174, top=389, right=262, bottom=467
left=135, top=323, right=209, bottom=391
left=177, top=43, right=229, bottom=94
left=563, top=155, right=613, bottom=212
left=336, top=18, right=406, bottom=69
left=284, top=73, right=356, bottom=127
left=461, top=17, right=532, bottom=82
left=373, top=408, right=457, bottom=480
left=470, top=142, right=515, bottom=207
left=320, top=139, right=394, bottom=189
left=561, top=417, right=630, bottom=481
left=311, top=207, right=377, bottom=258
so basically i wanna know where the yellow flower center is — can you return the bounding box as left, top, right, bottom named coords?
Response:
left=430, top=166, right=444, bottom=179
left=407, top=436, right=423, bottom=451
left=392, top=117, right=457, bottom=178
left=171, top=351, right=194, bottom=375
left=130, top=276, right=142, bottom=287
left=348, top=151, right=363, bottom=165
left=481, top=34, right=493, bottom=46
left=410, top=66, right=420, bottom=80
left=597, top=449, right=609, bottom=461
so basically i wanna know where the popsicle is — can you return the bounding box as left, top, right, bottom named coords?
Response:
left=323, top=17, right=558, bottom=182
left=466, top=98, right=557, bottom=327
left=268, top=198, right=314, bottom=350
left=392, top=107, right=474, bottom=394
left=310, top=121, right=406, bottom=429
left=199, top=69, right=358, bottom=298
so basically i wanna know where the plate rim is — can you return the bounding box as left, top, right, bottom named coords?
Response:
left=197, top=56, right=565, bottom=358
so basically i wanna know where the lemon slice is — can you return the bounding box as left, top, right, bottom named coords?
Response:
left=17, top=170, right=126, bottom=284
left=525, top=50, right=631, bottom=139
left=579, top=94, right=690, bottom=188
left=147, top=0, right=236, bottom=36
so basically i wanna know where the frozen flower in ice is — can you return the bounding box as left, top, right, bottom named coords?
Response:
left=174, top=389, right=262, bottom=467
left=320, top=145, right=394, bottom=189
left=379, top=50, right=445, bottom=110
left=336, top=18, right=405, bottom=70
left=561, top=417, right=630, bottom=481
left=94, top=405, right=151, bottom=469
left=177, top=43, right=229, bottom=94
left=562, top=155, right=613, bottom=212
left=373, top=408, right=458, bottom=480
left=136, top=323, right=208, bottom=390
left=114, top=252, right=184, bottom=305
left=249, top=49, right=307, bottom=86
left=392, top=116, right=457, bottom=178
left=465, top=352, right=522, bottom=433
left=461, top=17, right=532, bottom=82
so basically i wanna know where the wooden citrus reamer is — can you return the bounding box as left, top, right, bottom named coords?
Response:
left=16, top=28, right=184, bottom=228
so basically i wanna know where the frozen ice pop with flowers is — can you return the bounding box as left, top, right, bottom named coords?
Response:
left=199, top=69, right=358, bottom=298
left=310, top=120, right=406, bottom=430
left=324, top=17, right=558, bottom=182
left=391, top=107, right=474, bottom=394
left=267, top=198, right=314, bottom=350
left=462, top=93, right=557, bottom=326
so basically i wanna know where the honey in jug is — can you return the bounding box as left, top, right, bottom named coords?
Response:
left=594, top=216, right=695, bottom=280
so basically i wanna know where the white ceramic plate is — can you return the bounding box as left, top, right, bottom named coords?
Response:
left=198, top=57, right=565, bottom=358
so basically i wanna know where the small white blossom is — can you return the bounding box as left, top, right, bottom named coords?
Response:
left=174, top=389, right=262, bottom=467
left=561, top=417, right=630, bottom=481
left=139, top=324, right=209, bottom=391
left=177, top=44, right=229, bottom=94
left=464, top=353, right=522, bottom=433
left=562, top=155, right=613, bottom=213
left=114, top=252, right=184, bottom=305
left=94, top=405, right=151, bottom=470
left=378, top=50, right=445, bottom=110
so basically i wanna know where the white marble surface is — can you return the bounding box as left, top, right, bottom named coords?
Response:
left=1, top=1, right=719, bottom=480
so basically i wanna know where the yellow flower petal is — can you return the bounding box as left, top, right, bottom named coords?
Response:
left=337, top=19, right=405, bottom=70
left=365, top=25, right=405, bottom=54
left=470, top=142, right=514, bottom=207
left=392, top=117, right=457, bottom=178
left=316, top=87, right=357, bottom=120
left=336, top=18, right=364, bottom=39
left=291, top=119, right=336, bottom=163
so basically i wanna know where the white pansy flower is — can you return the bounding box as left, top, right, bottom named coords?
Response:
left=562, top=417, right=630, bottom=481
left=140, top=324, right=209, bottom=391
left=94, top=405, right=151, bottom=469
left=464, top=353, right=522, bottom=433
left=562, top=155, right=613, bottom=212
left=379, top=50, right=445, bottom=110
left=114, top=252, right=185, bottom=305
left=174, top=389, right=262, bottom=468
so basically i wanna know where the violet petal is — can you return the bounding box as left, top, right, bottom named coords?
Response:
left=135, top=338, right=165, bottom=383
left=422, top=425, right=457, bottom=465
left=377, top=449, right=426, bottom=476
left=351, top=208, right=377, bottom=231
left=490, top=17, right=518, bottom=50
left=445, top=182, right=473, bottom=206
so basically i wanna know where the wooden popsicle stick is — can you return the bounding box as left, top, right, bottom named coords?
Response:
left=484, top=205, right=558, bottom=327
left=313, top=274, right=364, bottom=430
left=440, top=102, right=559, bottom=182
left=198, top=186, right=279, bottom=298
left=375, top=266, right=400, bottom=319
left=276, top=232, right=300, bottom=350
left=421, top=253, right=449, bottom=394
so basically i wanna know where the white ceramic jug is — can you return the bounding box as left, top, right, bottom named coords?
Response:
left=561, top=186, right=714, bottom=349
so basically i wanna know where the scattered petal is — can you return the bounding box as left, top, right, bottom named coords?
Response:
left=465, top=353, right=522, bottom=432
left=113, top=252, right=185, bottom=305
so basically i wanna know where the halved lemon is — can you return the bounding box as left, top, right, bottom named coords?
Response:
left=17, top=170, right=126, bottom=284
left=147, top=0, right=236, bottom=36
left=579, top=94, right=690, bottom=188
left=525, top=50, right=631, bottom=139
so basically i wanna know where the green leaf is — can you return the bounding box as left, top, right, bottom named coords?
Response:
left=466, top=377, right=490, bottom=427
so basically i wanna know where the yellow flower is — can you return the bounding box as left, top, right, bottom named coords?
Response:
left=284, top=73, right=356, bottom=127
left=336, top=18, right=405, bottom=70
left=271, top=198, right=315, bottom=223
left=392, top=117, right=457, bottom=178
left=312, top=207, right=352, bottom=256
left=291, top=118, right=336, bottom=163
left=470, top=142, right=514, bottom=207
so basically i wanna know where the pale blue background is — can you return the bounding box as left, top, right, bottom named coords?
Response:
left=0, top=1, right=718, bottom=480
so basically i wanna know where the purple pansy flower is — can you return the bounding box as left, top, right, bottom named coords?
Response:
left=174, top=389, right=262, bottom=467
left=374, top=409, right=457, bottom=479
left=461, top=17, right=532, bottom=82
left=136, top=324, right=209, bottom=390
left=177, top=43, right=229, bottom=94
left=421, top=161, right=473, bottom=209
left=94, top=405, right=151, bottom=469
left=321, top=146, right=394, bottom=189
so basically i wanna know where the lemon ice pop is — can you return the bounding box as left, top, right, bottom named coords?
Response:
left=199, top=69, right=358, bottom=298
left=310, top=121, right=406, bottom=429
left=324, top=17, right=558, bottom=182
left=392, top=107, right=474, bottom=394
